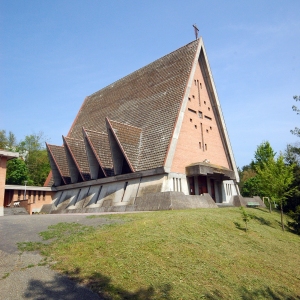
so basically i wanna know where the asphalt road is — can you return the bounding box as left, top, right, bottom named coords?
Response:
left=0, top=214, right=117, bottom=300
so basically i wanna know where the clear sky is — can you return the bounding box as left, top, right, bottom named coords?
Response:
left=1, top=0, right=300, bottom=168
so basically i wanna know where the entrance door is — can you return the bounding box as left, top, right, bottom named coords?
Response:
left=198, top=176, right=208, bottom=195
left=188, top=177, right=195, bottom=195
left=210, top=179, right=216, bottom=202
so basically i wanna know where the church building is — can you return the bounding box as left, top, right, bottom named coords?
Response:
left=45, top=37, right=240, bottom=213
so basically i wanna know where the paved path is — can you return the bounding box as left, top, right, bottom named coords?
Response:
left=0, top=214, right=120, bottom=300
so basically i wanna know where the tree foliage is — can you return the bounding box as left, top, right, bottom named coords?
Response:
left=240, top=141, right=275, bottom=198
left=255, top=155, right=295, bottom=231
left=6, top=158, right=31, bottom=185
left=2, top=130, right=50, bottom=186
left=283, top=144, right=300, bottom=213
left=0, top=130, right=17, bottom=150
left=288, top=205, right=300, bottom=234
left=290, top=95, right=300, bottom=137
left=240, top=207, right=251, bottom=232
left=251, top=141, right=276, bottom=170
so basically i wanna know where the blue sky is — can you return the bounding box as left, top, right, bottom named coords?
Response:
left=1, top=0, right=300, bottom=168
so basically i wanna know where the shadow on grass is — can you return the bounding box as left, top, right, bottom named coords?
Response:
left=203, top=286, right=300, bottom=300
left=24, top=267, right=172, bottom=300
left=233, top=221, right=246, bottom=232
left=24, top=273, right=100, bottom=300
left=250, top=215, right=272, bottom=226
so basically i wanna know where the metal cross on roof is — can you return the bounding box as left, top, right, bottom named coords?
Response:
left=193, top=24, right=199, bottom=40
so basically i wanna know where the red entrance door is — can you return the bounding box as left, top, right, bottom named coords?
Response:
left=198, top=176, right=208, bottom=195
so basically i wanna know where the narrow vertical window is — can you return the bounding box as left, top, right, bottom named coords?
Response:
left=197, top=80, right=201, bottom=106
left=179, top=179, right=182, bottom=192
left=205, top=144, right=207, bottom=150
left=173, top=178, right=175, bottom=191
left=43, top=191, right=46, bottom=201
left=200, top=123, right=205, bottom=151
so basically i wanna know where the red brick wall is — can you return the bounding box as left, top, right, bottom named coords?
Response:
left=171, top=61, right=230, bottom=173
left=0, top=156, right=8, bottom=209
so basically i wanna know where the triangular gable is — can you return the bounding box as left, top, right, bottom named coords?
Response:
left=46, top=143, right=70, bottom=186
left=107, top=119, right=142, bottom=171
left=84, top=128, right=114, bottom=176
left=62, top=136, right=86, bottom=183
left=82, top=128, right=107, bottom=179
left=165, top=38, right=239, bottom=181
left=105, top=118, right=134, bottom=175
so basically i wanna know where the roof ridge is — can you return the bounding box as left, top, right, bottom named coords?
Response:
left=84, top=128, right=108, bottom=135
left=64, top=136, right=84, bottom=142
left=109, top=118, right=142, bottom=131
left=47, top=143, right=64, bottom=148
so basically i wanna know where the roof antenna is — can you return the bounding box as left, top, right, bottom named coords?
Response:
left=193, top=24, right=199, bottom=40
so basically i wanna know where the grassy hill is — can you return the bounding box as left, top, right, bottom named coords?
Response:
left=20, top=208, right=300, bottom=299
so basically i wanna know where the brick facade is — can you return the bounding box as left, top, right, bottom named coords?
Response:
left=171, top=60, right=230, bottom=174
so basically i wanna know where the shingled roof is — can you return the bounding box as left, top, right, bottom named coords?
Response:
left=45, top=38, right=239, bottom=187
left=67, top=39, right=200, bottom=172
left=46, top=144, right=71, bottom=185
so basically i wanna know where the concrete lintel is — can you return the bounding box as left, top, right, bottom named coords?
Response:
left=0, top=150, right=19, bottom=159
left=5, top=185, right=54, bottom=191
left=55, top=167, right=167, bottom=191
left=186, top=163, right=235, bottom=180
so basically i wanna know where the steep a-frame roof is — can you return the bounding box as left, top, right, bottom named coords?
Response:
left=46, top=37, right=239, bottom=185
left=67, top=39, right=200, bottom=171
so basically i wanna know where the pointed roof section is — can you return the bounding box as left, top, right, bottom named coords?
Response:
left=83, top=128, right=114, bottom=176
left=82, top=128, right=107, bottom=179
left=63, top=136, right=90, bottom=183
left=107, top=119, right=142, bottom=171
left=46, top=144, right=71, bottom=186
left=67, top=39, right=200, bottom=171
left=106, top=118, right=134, bottom=175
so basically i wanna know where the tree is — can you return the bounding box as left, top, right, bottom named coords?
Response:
left=7, top=131, right=17, bottom=150
left=0, top=130, right=17, bottom=150
left=290, top=95, right=300, bottom=137
left=241, top=176, right=261, bottom=197
left=240, top=142, right=275, bottom=198
left=251, top=141, right=276, bottom=170
left=6, top=158, right=31, bottom=185
left=283, top=144, right=300, bottom=213
left=240, top=206, right=251, bottom=232
left=255, top=155, right=295, bottom=231
left=288, top=205, right=300, bottom=235
left=18, top=132, right=50, bottom=186
left=0, top=130, right=8, bottom=149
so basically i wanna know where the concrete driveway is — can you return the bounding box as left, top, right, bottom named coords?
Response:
left=0, top=214, right=117, bottom=300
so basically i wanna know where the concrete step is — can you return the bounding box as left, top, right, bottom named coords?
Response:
left=4, top=207, right=29, bottom=215
left=39, top=204, right=53, bottom=214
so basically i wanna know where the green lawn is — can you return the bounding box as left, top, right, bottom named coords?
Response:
left=20, top=208, right=300, bottom=299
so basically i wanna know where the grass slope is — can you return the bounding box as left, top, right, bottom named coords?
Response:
left=20, top=208, right=300, bottom=299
